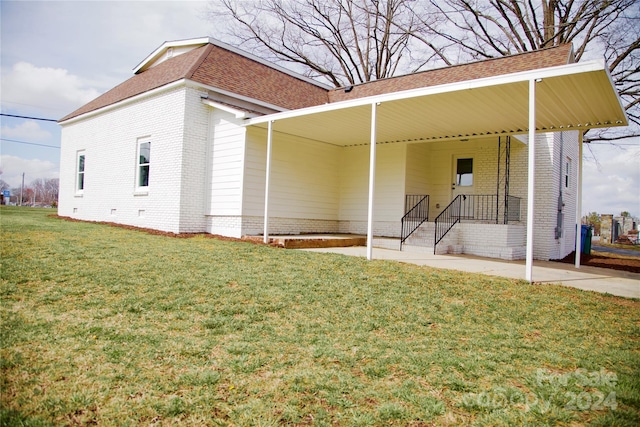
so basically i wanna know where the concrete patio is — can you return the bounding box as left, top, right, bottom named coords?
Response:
left=299, top=245, right=640, bottom=299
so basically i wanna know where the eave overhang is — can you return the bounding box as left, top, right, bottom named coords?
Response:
left=246, top=59, right=628, bottom=146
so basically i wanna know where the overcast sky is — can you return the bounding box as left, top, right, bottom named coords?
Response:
left=1, top=0, right=638, bottom=217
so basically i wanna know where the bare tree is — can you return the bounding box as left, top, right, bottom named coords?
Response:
left=413, top=0, right=640, bottom=142
left=29, top=178, right=59, bottom=206
left=209, top=0, right=639, bottom=141
left=210, top=0, right=436, bottom=87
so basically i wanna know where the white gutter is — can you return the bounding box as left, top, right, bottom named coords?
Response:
left=59, top=78, right=286, bottom=126
left=59, top=80, right=186, bottom=126
left=201, top=99, right=253, bottom=119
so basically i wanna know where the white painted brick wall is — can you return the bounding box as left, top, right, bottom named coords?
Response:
left=59, top=86, right=189, bottom=233
left=178, top=86, right=211, bottom=232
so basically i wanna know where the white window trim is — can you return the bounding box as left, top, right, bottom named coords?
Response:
left=135, top=137, right=151, bottom=195
left=75, top=150, right=85, bottom=196
left=565, top=157, right=572, bottom=190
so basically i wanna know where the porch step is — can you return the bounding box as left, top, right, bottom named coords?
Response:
left=403, top=222, right=460, bottom=253
left=404, top=222, right=436, bottom=246
left=260, top=234, right=366, bottom=249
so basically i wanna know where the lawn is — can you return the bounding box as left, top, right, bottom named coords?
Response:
left=1, top=207, right=639, bottom=426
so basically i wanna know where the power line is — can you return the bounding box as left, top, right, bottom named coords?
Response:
left=1, top=113, right=58, bottom=122
left=0, top=138, right=60, bottom=149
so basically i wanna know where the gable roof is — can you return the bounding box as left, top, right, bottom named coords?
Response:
left=190, top=44, right=329, bottom=111
left=328, top=44, right=575, bottom=102
left=60, top=41, right=577, bottom=124
left=59, top=39, right=331, bottom=123
left=59, top=45, right=211, bottom=122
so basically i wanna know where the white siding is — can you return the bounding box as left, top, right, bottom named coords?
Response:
left=405, top=144, right=430, bottom=195
left=338, top=144, right=406, bottom=222
left=243, top=126, right=341, bottom=224
left=207, top=109, right=247, bottom=216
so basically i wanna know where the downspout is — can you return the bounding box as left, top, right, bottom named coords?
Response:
left=575, top=132, right=583, bottom=268
left=555, top=132, right=564, bottom=240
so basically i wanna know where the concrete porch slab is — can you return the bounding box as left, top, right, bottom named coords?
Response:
left=299, top=246, right=640, bottom=299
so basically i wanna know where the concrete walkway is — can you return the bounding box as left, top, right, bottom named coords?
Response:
left=301, top=246, right=640, bottom=299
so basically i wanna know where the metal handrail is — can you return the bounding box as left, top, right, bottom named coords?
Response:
left=434, top=195, right=463, bottom=254
left=400, top=195, right=429, bottom=249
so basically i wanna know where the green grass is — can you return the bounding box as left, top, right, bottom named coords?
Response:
left=1, top=206, right=639, bottom=426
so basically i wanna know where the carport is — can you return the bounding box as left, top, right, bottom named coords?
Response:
left=246, top=59, right=628, bottom=282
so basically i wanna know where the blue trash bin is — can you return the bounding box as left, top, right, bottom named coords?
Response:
left=580, top=225, right=592, bottom=255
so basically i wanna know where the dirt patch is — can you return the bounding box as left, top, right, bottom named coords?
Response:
left=554, top=251, right=640, bottom=274
left=52, top=215, right=281, bottom=247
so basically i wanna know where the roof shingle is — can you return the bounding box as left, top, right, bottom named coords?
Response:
left=59, top=45, right=213, bottom=122
left=328, top=45, right=574, bottom=103
left=60, top=42, right=330, bottom=122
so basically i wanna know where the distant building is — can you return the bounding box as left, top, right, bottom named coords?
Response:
left=600, top=214, right=638, bottom=244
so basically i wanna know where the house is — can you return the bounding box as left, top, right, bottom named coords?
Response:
left=600, top=214, right=638, bottom=244
left=58, top=37, right=628, bottom=280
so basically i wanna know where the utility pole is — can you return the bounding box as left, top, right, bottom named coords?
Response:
left=20, top=172, right=24, bottom=206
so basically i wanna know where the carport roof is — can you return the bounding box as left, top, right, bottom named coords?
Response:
left=246, top=58, right=628, bottom=146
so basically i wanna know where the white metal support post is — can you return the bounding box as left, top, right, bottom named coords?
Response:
left=366, top=102, right=378, bottom=260
left=263, top=120, right=273, bottom=244
left=525, top=79, right=537, bottom=282
left=575, top=132, right=583, bottom=268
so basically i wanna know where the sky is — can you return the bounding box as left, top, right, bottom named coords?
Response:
left=1, top=0, right=638, bottom=217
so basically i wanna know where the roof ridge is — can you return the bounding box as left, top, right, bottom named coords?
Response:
left=184, top=44, right=215, bottom=80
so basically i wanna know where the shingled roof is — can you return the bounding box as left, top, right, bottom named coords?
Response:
left=60, top=41, right=574, bottom=123
left=328, top=44, right=575, bottom=103
left=59, top=41, right=330, bottom=122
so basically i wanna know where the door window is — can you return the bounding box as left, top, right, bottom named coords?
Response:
left=456, top=158, right=473, bottom=186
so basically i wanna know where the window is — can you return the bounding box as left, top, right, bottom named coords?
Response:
left=565, top=158, right=571, bottom=188
left=76, top=151, right=85, bottom=192
left=137, top=140, right=150, bottom=189
left=456, top=158, right=473, bottom=186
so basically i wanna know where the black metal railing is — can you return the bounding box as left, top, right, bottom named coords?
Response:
left=434, top=194, right=521, bottom=254
left=458, top=194, right=499, bottom=221
left=400, top=195, right=429, bottom=249
left=434, top=195, right=464, bottom=252
left=506, top=195, right=521, bottom=222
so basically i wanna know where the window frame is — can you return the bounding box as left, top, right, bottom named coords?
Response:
left=135, top=138, right=151, bottom=192
left=76, top=151, right=86, bottom=194
left=565, top=157, right=571, bottom=189
left=456, top=158, right=474, bottom=187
